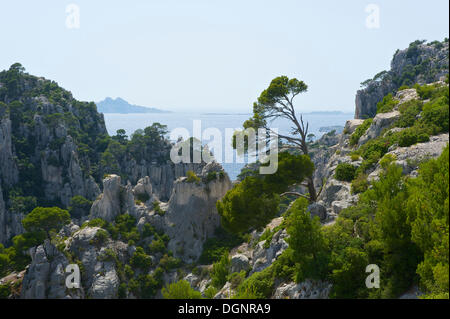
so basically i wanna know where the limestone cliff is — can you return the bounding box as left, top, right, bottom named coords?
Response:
left=355, top=39, right=448, bottom=119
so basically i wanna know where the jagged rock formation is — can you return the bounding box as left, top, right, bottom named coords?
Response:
left=355, top=39, right=448, bottom=119
left=161, top=162, right=233, bottom=263
left=20, top=226, right=129, bottom=299
left=0, top=65, right=205, bottom=245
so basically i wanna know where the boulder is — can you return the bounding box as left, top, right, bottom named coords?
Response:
left=273, top=280, right=332, bottom=299
left=89, top=175, right=122, bottom=222
left=344, top=119, right=365, bottom=134
left=307, top=202, right=327, bottom=221
left=230, top=254, right=251, bottom=273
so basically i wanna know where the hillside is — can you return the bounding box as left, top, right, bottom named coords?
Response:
left=96, top=97, right=170, bottom=114
left=0, top=39, right=448, bottom=300
left=355, top=39, right=449, bottom=119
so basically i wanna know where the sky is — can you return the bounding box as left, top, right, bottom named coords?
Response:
left=0, top=0, right=448, bottom=113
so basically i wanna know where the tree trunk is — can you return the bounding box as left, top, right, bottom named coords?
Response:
left=307, top=177, right=317, bottom=203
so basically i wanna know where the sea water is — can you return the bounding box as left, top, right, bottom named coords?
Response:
left=103, top=112, right=352, bottom=180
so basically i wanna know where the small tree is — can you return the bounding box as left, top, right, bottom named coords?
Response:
left=68, top=195, right=93, bottom=219
left=238, top=76, right=318, bottom=202
left=22, top=207, right=71, bottom=238
left=161, top=280, right=202, bottom=299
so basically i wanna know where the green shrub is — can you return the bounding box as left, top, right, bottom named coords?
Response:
left=351, top=173, right=369, bottom=194
left=377, top=93, right=398, bottom=113
left=335, top=163, right=357, bottom=182
left=91, top=229, right=109, bottom=245
left=68, top=195, right=93, bottom=219
left=153, top=201, right=165, bottom=216
left=396, top=100, right=422, bottom=128
left=211, top=252, right=230, bottom=289
left=0, top=284, right=10, bottom=299
left=159, top=254, right=181, bottom=271
left=118, top=283, right=127, bottom=299
left=186, top=170, right=201, bottom=183
left=234, top=267, right=274, bottom=299
left=350, top=119, right=373, bottom=146
left=205, top=171, right=218, bottom=183
left=136, top=193, right=150, bottom=203
left=397, top=128, right=429, bottom=147
left=199, top=227, right=244, bottom=264
left=350, top=154, right=360, bottom=161
left=421, top=96, right=449, bottom=134
left=130, top=247, right=152, bottom=270
left=162, top=280, right=202, bottom=299
left=228, top=271, right=247, bottom=289
left=204, top=286, right=219, bottom=299
left=148, top=238, right=166, bottom=254
left=379, top=154, right=397, bottom=169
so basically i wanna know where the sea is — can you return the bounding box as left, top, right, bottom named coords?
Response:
left=103, top=112, right=353, bottom=181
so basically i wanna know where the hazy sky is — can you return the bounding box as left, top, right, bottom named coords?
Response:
left=0, top=1, right=448, bottom=113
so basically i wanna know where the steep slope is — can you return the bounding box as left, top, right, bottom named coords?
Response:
left=0, top=64, right=202, bottom=246
left=355, top=39, right=448, bottom=119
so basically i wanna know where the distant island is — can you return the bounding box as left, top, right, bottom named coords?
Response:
left=96, top=97, right=171, bottom=114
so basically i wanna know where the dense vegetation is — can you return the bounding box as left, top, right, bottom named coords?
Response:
left=228, top=147, right=448, bottom=299
left=217, top=152, right=314, bottom=234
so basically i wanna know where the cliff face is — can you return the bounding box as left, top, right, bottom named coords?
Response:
left=355, top=39, right=448, bottom=119
left=0, top=65, right=204, bottom=245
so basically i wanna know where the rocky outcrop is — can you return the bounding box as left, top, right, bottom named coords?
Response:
left=20, top=240, right=80, bottom=299
left=355, top=39, right=448, bottom=119
left=21, top=226, right=129, bottom=299
left=273, top=280, right=332, bottom=299
left=163, top=162, right=233, bottom=263
left=0, top=116, right=19, bottom=187
left=89, top=175, right=123, bottom=222
left=358, top=111, right=400, bottom=146
left=0, top=184, right=24, bottom=245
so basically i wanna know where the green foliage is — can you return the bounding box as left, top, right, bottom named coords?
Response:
left=114, top=214, right=140, bottom=242
left=153, top=201, right=165, bottom=216
left=148, top=238, right=166, bottom=254
left=22, top=207, right=70, bottom=237
left=217, top=176, right=280, bottom=234
left=406, top=146, right=449, bottom=298
left=130, top=247, right=152, bottom=270
left=159, top=254, right=181, bottom=271
left=7, top=191, right=37, bottom=215
left=376, top=93, right=399, bottom=114
left=286, top=198, right=329, bottom=282
left=204, top=286, right=219, bottom=299
left=210, top=252, right=231, bottom=289
left=351, top=173, right=369, bottom=194
left=329, top=247, right=369, bottom=298
left=162, top=280, right=202, bottom=299
left=205, top=171, right=218, bottom=183
left=68, top=195, right=93, bottom=219
left=396, top=99, right=423, bottom=128
left=350, top=119, right=373, bottom=146
left=397, top=128, right=429, bottom=147
left=186, top=170, right=201, bottom=183
left=217, top=152, right=313, bottom=234
left=135, top=193, right=150, bottom=203
left=0, top=284, right=11, bottom=299
left=334, top=163, right=357, bottom=182
left=199, top=227, right=245, bottom=264
left=91, top=229, right=109, bottom=246
left=234, top=267, right=274, bottom=299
